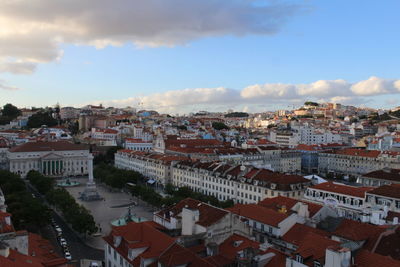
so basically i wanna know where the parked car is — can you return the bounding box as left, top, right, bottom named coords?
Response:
left=59, top=238, right=67, bottom=247
left=64, top=251, right=72, bottom=260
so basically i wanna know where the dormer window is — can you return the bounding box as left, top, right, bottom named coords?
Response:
left=295, top=254, right=303, bottom=263
left=270, top=183, right=276, bottom=190
left=113, top=236, right=122, bottom=247
left=314, top=261, right=321, bottom=267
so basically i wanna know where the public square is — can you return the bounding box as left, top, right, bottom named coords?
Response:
left=64, top=177, right=155, bottom=249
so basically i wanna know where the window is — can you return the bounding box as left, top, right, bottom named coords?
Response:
left=314, top=261, right=321, bottom=267
left=296, top=254, right=303, bottom=263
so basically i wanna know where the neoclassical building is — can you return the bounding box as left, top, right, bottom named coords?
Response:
left=7, top=141, right=92, bottom=178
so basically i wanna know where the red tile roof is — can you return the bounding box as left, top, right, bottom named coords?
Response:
left=227, top=203, right=290, bottom=227
left=373, top=226, right=400, bottom=260
left=218, top=234, right=259, bottom=261
left=355, top=249, right=400, bottom=267
left=362, top=169, right=400, bottom=183
left=310, top=182, right=372, bottom=198
left=9, top=141, right=88, bottom=152
left=28, top=233, right=68, bottom=265
left=332, top=219, right=387, bottom=250
left=282, top=223, right=329, bottom=247
left=367, top=184, right=400, bottom=199
left=103, top=222, right=175, bottom=265
left=258, top=196, right=323, bottom=217
left=155, top=198, right=228, bottom=227
left=159, top=243, right=216, bottom=267
left=294, top=232, right=340, bottom=264
left=264, top=247, right=287, bottom=267
left=327, top=148, right=381, bottom=158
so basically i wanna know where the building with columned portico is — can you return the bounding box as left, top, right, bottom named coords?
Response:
left=7, top=141, right=92, bottom=178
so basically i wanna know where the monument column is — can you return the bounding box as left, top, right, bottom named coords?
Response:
left=80, top=154, right=101, bottom=201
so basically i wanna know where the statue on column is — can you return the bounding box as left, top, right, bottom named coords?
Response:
left=79, top=154, right=102, bottom=201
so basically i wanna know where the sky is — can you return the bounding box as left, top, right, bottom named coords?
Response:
left=0, top=0, right=400, bottom=114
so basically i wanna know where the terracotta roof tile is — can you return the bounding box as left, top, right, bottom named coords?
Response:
left=258, top=196, right=323, bottom=217
left=355, top=249, right=400, bottom=267
left=368, top=184, right=400, bottom=199
left=9, top=141, right=88, bottom=152
left=227, top=203, right=290, bottom=227
left=155, top=198, right=228, bottom=227
left=282, top=223, right=329, bottom=247
left=310, top=182, right=372, bottom=198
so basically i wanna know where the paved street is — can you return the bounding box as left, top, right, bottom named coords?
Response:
left=26, top=181, right=104, bottom=267
left=64, top=177, right=155, bottom=249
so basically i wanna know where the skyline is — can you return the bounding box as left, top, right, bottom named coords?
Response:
left=1, top=0, right=400, bottom=113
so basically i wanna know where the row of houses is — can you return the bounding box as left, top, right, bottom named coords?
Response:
left=103, top=195, right=400, bottom=267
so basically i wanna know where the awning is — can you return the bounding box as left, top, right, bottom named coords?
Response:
left=147, top=179, right=156, bottom=184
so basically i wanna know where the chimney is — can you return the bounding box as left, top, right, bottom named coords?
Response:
left=325, top=246, right=351, bottom=267
left=0, top=242, right=10, bottom=258
left=5, top=216, right=11, bottom=225
left=206, top=242, right=219, bottom=256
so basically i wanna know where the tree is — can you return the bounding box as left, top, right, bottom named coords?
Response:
left=177, top=125, right=187, bottom=130
left=212, top=122, right=229, bottom=130
left=225, top=112, right=249, bottom=118
left=27, top=110, right=58, bottom=128
left=304, top=101, right=319, bottom=106
left=2, top=103, right=21, bottom=118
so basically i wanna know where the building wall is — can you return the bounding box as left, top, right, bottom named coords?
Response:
left=7, top=149, right=92, bottom=178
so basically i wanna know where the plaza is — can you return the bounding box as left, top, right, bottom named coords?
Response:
left=64, top=177, right=155, bottom=249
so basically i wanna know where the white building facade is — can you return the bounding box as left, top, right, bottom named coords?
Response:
left=7, top=141, right=93, bottom=178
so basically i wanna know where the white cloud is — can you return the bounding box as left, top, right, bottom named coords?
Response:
left=0, top=0, right=302, bottom=74
left=91, top=87, right=241, bottom=112
left=0, top=80, right=21, bottom=91
left=297, top=79, right=350, bottom=97
left=88, top=76, right=400, bottom=113
left=241, top=83, right=297, bottom=99
left=0, top=61, right=37, bottom=74
left=350, top=76, right=397, bottom=96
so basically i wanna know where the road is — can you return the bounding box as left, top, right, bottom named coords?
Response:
left=26, top=181, right=104, bottom=266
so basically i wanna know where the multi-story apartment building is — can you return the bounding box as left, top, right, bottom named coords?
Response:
left=257, top=146, right=301, bottom=174
left=292, top=125, right=343, bottom=145
left=365, top=184, right=400, bottom=224
left=304, top=181, right=400, bottom=225
left=318, top=149, right=400, bottom=177
left=171, top=161, right=311, bottom=204
left=153, top=198, right=252, bottom=245
left=296, top=143, right=347, bottom=174
left=357, top=168, right=400, bottom=187
left=304, top=182, right=373, bottom=221
left=124, top=138, right=153, bottom=151
left=114, top=149, right=187, bottom=185
left=59, top=106, right=80, bottom=120
left=269, top=130, right=300, bottom=148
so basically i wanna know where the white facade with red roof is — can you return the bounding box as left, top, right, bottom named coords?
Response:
left=304, top=182, right=371, bottom=221
left=154, top=198, right=252, bottom=245
left=124, top=138, right=153, bottom=151
left=7, top=141, right=93, bottom=178
left=318, top=148, right=400, bottom=176
left=115, top=149, right=187, bottom=185
left=172, top=161, right=310, bottom=204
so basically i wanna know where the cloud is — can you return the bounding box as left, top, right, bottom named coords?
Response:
left=87, top=76, right=400, bottom=113
left=297, top=79, right=350, bottom=97
left=350, top=76, right=398, bottom=95
left=0, top=80, right=21, bottom=91
left=0, top=0, right=302, bottom=73
left=241, top=83, right=297, bottom=99
left=92, top=87, right=241, bottom=112
left=0, top=61, right=37, bottom=74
